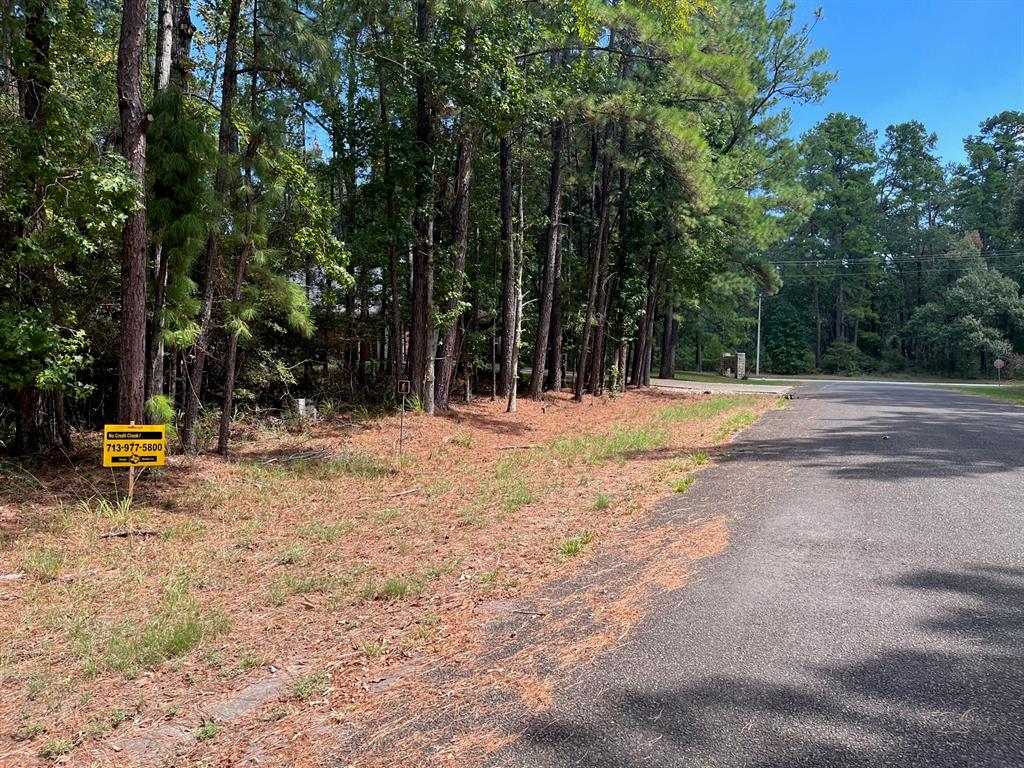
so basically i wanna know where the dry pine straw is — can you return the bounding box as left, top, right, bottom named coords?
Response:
left=0, top=388, right=778, bottom=766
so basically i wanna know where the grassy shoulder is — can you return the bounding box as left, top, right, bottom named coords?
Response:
left=942, top=384, right=1024, bottom=405
left=673, top=371, right=795, bottom=387
left=0, top=389, right=780, bottom=764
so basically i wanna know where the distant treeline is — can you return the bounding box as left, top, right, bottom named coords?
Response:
left=0, top=0, right=1020, bottom=457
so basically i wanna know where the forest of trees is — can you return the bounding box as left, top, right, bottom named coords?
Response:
left=0, top=0, right=1021, bottom=457
left=757, top=110, right=1024, bottom=378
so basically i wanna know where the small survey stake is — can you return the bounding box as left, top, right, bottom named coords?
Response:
left=103, top=424, right=166, bottom=467
left=398, top=379, right=412, bottom=395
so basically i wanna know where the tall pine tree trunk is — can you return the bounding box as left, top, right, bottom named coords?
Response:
left=546, top=242, right=564, bottom=392
left=506, top=156, right=525, bottom=413
left=410, top=0, right=435, bottom=409
left=116, top=0, right=149, bottom=424
left=436, top=103, right=475, bottom=410
left=170, top=0, right=195, bottom=87
left=574, top=124, right=615, bottom=402
left=154, top=0, right=173, bottom=91
left=181, top=0, right=241, bottom=452
left=659, top=291, right=675, bottom=379
left=498, top=135, right=516, bottom=397
left=529, top=117, right=565, bottom=400
left=217, top=2, right=260, bottom=457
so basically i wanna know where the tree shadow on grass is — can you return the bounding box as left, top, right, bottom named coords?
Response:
left=508, top=565, right=1024, bottom=768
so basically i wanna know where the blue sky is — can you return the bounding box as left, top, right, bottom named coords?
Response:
left=787, top=0, right=1024, bottom=165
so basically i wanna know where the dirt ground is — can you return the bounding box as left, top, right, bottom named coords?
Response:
left=0, top=388, right=780, bottom=766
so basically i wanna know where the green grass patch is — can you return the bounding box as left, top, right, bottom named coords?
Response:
left=16, top=723, right=45, bottom=741
left=658, top=396, right=747, bottom=422
left=23, top=548, right=64, bottom=582
left=558, top=531, right=594, bottom=558
left=292, top=671, right=330, bottom=700
left=673, top=476, right=695, bottom=493
left=943, top=384, right=1024, bottom=406
left=551, top=425, right=666, bottom=466
left=260, top=451, right=393, bottom=480
left=76, top=495, right=147, bottom=531
left=712, top=410, right=760, bottom=442
left=295, top=521, right=355, bottom=542
left=450, top=434, right=475, bottom=448
left=103, top=582, right=230, bottom=677
left=672, top=372, right=794, bottom=386
left=361, top=577, right=420, bottom=602
left=196, top=722, right=222, bottom=741
left=39, top=738, right=75, bottom=758
left=275, top=543, right=307, bottom=565
left=593, top=493, right=611, bottom=511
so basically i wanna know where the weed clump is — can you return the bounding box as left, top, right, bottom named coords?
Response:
left=103, top=582, right=230, bottom=676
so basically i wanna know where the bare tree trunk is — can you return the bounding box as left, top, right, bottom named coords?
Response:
left=218, top=4, right=260, bottom=457
left=181, top=0, right=241, bottom=452
left=170, top=0, right=195, bottom=88
left=54, top=391, right=72, bottom=451
left=154, top=0, right=173, bottom=91
left=574, top=124, right=615, bottom=402
left=659, top=291, right=675, bottom=379
left=506, top=155, right=526, bottom=413
left=436, top=126, right=475, bottom=410
left=410, top=0, right=435, bottom=406
left=529, top=117, right=565, bottom=400
left=546, top=242, right=564, bottom=391
left=498, top=135, right=515, bottom=397
left=632, top=252, right=658, bottom=386
left=117, top=0, right=150, bottom=425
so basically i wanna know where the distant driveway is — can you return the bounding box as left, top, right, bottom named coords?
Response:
left=651, top=377, right=793, bottom=395
left=500, top=381, right=1024, bottom=767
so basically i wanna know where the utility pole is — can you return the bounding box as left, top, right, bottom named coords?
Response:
left=755, top=293, right=763, bottom=377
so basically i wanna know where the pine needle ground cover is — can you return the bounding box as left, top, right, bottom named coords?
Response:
left=0, top=389, right=779, bottom=766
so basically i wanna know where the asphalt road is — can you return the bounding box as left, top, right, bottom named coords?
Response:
left=500, top=382, right=1024, bottom=768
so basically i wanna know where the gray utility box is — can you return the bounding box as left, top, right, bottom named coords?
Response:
left=720, top=353, right=747, bottom=379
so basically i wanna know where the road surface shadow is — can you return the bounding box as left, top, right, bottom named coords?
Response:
left=721, top=385, right=1024, bottom=481
left=507, top=565, right=1024, bottom=768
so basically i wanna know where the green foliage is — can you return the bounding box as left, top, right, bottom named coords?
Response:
left=820, top=339, right=873, bottom=376
left=144, top=395, right=176, bottom=431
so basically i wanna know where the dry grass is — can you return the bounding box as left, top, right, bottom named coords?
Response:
left=0, top=388, right=778, bottom=766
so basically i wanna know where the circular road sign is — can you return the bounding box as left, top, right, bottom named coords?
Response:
left=994, top=358, right=1006, bottom=369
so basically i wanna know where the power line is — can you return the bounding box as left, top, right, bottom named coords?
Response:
left=768, top=249, right=1024, bottom=266
left=781, top=262, right=1024, bottom=280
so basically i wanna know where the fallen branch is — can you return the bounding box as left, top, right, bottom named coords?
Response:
left=100, top=530, right=159, bottom=539
left=498, top=444, right=539, bottom=451
left=357, top=487, right=420, bottom=502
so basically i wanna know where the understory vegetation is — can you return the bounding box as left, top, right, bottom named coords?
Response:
left=0, top=389, right=775, bottom=762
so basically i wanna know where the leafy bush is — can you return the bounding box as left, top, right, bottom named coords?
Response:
left=820, top=340, right=873, bottom=375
